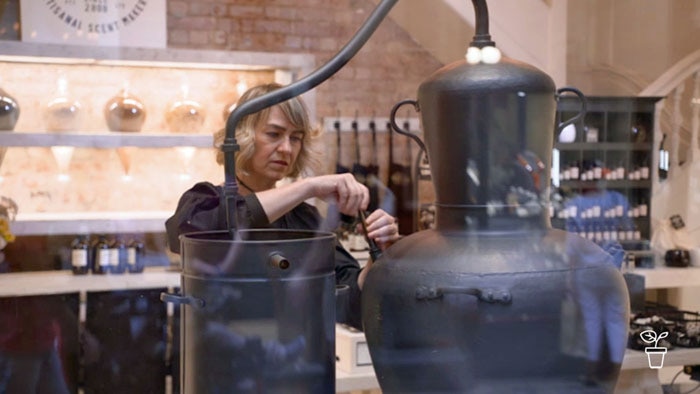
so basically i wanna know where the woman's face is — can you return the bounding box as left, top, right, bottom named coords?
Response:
left=249, top=106, right=303, bottom=187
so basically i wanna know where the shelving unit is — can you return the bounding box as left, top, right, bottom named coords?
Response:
left=13, top=211, right=173, bottom=236
left=0, top=131, right=213, bottom=148
left=550, top=97, right=700, bottom=388
left=0, top=266, right=180, bottom=297
left=0, top=44, right=315, bottom=237
left=1, top=132, right=214, bottom=235
left=552, top=96, right=662, bottom=248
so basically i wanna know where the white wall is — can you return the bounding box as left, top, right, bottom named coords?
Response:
left=442, top=0, right=568, bottom=86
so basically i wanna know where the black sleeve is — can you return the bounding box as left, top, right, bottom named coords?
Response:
left=164, top=182, right=270, bottom=253
left=287, top=203, right=364, bottom=330
left=334, top=245, right=364, bottom=330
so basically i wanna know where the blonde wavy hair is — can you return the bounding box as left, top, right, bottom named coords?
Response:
left=214, top=83, right=322, bottom=179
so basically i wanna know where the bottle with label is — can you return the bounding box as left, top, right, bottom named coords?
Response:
left=126, top=239, right=145, bottom=273
left=70, top=235, right=90, bottom=275
left=569, top=161, right=579, bottom=180
left=92, top=235, right=111, bottom=274
left=638, top=198, right=648, bottom=217
left=110, top=237, right=127, bottom=274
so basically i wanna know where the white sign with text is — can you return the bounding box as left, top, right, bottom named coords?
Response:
left=20, top=0, right=166, bottom=48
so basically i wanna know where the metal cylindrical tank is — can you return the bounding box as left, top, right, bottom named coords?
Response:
left=173, top=229, right=336, bottom=394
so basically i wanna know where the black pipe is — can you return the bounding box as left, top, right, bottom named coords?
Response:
left=222, top=0, right=399, bottom=236
left=470, top=0, right=495, bottom=48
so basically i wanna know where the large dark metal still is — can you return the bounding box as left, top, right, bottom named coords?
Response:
left=165, top=230, right=336, bottom=393
left=360, top=1, right=631, bottom=393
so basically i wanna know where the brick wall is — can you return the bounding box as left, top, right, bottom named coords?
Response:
left=165, top=0, right=443, bottom=120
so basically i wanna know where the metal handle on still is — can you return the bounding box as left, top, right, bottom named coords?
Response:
left=160, top=293, right=206, bottom=309
left=415, top=285, right=512, bottom=304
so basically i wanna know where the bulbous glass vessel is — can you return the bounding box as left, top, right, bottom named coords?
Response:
left=104, top=88, right=146, bottom=132
left=0, top=86, right=19, bottom=131
left=166, top=98, right=206, bottom=133
left=45, top=77, right=83, bottom=132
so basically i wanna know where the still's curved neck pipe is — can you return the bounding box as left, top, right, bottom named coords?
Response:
left=470, top=0, right=495, bottom=48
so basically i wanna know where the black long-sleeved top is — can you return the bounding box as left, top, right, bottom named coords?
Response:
left=165, top=181, right=363, bottom=329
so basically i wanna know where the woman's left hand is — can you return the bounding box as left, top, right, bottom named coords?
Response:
left=360, top=209, right=400, bottom=250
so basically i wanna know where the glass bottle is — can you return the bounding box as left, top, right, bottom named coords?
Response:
left=45, top=76, right=83, bottom=132
left=0, top=83, right=19, bottom=171
left=126, top=238, right=145, bottom=273
left=0, top=84, right=20, bottom=131
left=165, top=84, right=206, bottom=133
left=92, top=235, right=111, bottom=274
left=569, top=160, right=579, bottom=180
left=70, top=235, right=90, bottom=275
left=109, top=237, right=127, bottom=274
left=104, top=86, right=146, bottom=132
left=638, top=198, right=648, bottom=217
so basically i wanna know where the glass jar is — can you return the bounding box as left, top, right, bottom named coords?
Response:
left=165, top=98, right=206, bottom=133
left=45, top=77, right=83, bottom=132
left=0, top=86, right=20, bottom=131
left=104, top=88, right=146, bottom=132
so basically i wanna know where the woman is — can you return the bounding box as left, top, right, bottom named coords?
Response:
left=165, top=83, right=399, bottom=329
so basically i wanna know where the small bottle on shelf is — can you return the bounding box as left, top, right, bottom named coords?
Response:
left=593, top=221, right=603, bottom=243
left=626, top=224, right=635, bottom=242
left=638, top=198, right=648, bottom=217
left=593, top=162, right=602, bottom=180
left=70, top=235, right=90, bottom=275
left=569, top=161, right=579, bottom=180
left=110, top=237, right=127, bottom=274
left=639, top=156, right=650, bottom=180
left=126, top=238, right=145, bottom=273
left=92, top=235, right=111, bottom=275
left=633, top=226, right=642, bottom=241
left=615, top=163, right=625, bottom=180
left=561, top=165, right=570, bottom=181
left=618, top=224, right=627, bottom=242
left=602, top=222, right=611, bottom=242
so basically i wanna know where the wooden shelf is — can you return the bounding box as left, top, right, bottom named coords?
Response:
left=336, top=369, right=380, bottom=393
left=0, top=266, right=180, bottom=297
left=629, top=266, right=700, bottom=289
left=13, top=211, right=173, bottom=236
left=555, top=142, right=652, bottom=151
left=0, top=131, right=213, bottom=148
left=558, top=179, right=652, bottom=189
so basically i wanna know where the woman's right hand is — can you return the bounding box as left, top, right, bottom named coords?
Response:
left=307, top=173, right=370, bottom=216
left=254, top=173, right=370, bottom=225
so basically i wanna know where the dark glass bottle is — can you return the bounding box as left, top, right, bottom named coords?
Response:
left=110, top=237, right=127, bottom=274
left=126, top=239, right=145, bottom=273
left=70, top=235, right=90, bottom=275
left=92, top=235, right=111, bottom=274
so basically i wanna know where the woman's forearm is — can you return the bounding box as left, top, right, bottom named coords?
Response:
left=255, top=174, right=368, bottom=223
left=255, top=178, right=315, bottom=223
